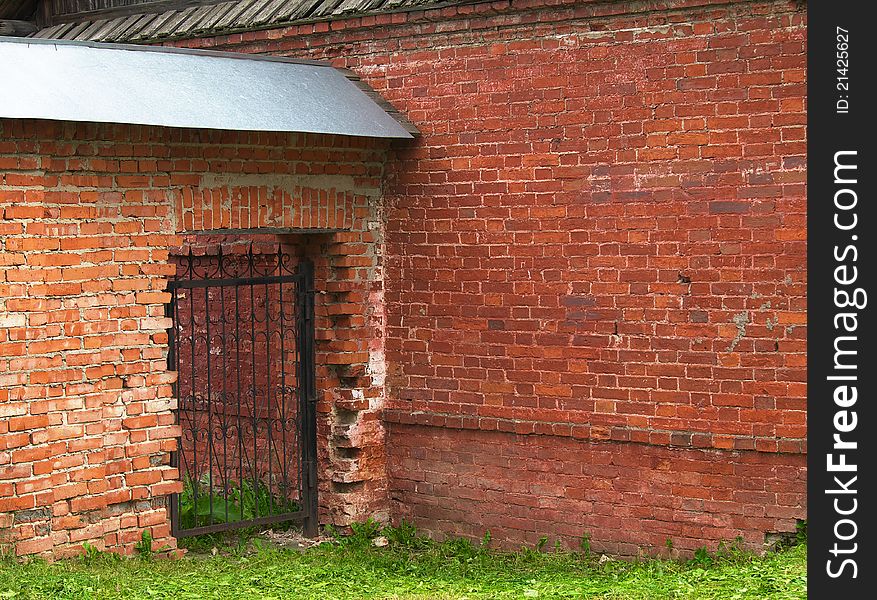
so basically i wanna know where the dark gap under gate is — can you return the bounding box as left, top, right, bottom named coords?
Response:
left=165, top=243, right=317, bottom=538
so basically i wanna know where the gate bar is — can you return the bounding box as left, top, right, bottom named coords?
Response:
left=297, top=259, right=318, bottom=537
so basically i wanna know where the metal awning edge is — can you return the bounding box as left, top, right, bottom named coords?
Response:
left=0, top=36, right=417, bottom=139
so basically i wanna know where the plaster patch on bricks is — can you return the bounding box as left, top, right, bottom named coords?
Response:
left=199, top=173, right=381, bottom=197
left=728, top=311, right=749, bottom=352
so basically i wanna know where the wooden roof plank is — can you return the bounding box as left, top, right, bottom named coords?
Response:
left=31, top=0, right=467, bottom=41
left=364, top=0, right=391, bottom=10
left=45, top=21, right=80, bottom=39
left=29, top=23, right=62, bottom=38
left=72, top=18, right=110, bottom=40
left=64, top=20, right=95, bottom=40
left=150, top=8, right=197, bottom=39
left=273, top=0, right=321, bottom=23
left=310, top=0, right=345, bottom=20
left=98, top=16, right=133, bottom=42
left=101, top=13, right=150, bottom=42
left=235, top=0, right=274, bottom=27
left=191, top=2, right=238, bottom=32
left=129, top=9, right=178, bottom=40
left=174, top=4, right=219, bottom=34
left=119, top=12, right=165, bottom=41
left=88, top=16, right=128, bottom=41
left=212, top=0, right=261, bottom=30
left=334, top=0, right=357, bottom=14
left=248, top=0, right=290, bottom=26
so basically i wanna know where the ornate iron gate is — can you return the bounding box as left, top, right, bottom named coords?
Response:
left=166, top=246, right=317, bottom=537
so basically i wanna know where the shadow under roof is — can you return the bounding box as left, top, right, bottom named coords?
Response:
left=0, top=36, right=415, bottom=139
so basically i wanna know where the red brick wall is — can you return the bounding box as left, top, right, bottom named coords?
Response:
left=172, top=0, right=808, bottom=554
left=390, top=423, right=805, bottom=555
left=1, top=121, right=390, bottom=556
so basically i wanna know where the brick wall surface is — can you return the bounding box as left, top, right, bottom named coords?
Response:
left=169, top=0, right=808, bottom=554
left=389, top=422, right=805, bottom=555
left=0, top=121, right=390, bottom=556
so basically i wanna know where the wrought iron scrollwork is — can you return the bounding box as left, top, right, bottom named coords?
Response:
left=166, top=244, right=316, bottom=537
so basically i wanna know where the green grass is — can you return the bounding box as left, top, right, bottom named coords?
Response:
left=178, top=476, right=300, bottom=531
left=0, top=525, right=806, bottom=600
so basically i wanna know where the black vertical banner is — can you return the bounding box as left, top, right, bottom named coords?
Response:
left=808, top=2, right=874, bottom=596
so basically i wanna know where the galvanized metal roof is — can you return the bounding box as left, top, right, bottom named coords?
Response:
left=32, top=0, right=464, bottom=42
left=0, top=36, right=415, bottom=138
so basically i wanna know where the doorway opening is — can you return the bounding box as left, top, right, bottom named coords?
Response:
left=166, top=243, right=317, bottom=538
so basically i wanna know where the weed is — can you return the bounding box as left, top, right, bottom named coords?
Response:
left=518, top=544, right=539, bottom=564
left=323, top=524, right=338, bottom=539
left=383, top=520, right=421, bottom=548
left=579, top=532, right=592, bottom=558
left=714, top=536, right=750, bottom=563
left=80, top=542, right=101, bottom=563
left=350, top=518, right=382, bottom=539
left=343, top=518, right=383, bottom=548
left=179, top=531, right=222, bottom=552
left=796, top=520, right=808, bottom=544
left=690, top=546, right=713, bottom=568
left=134, top=530, right=153, bottom=560
left=443, top=537, right=477, bottom=559
left=178, top=476, right=299, bottom=531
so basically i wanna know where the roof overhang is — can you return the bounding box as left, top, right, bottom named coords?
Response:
left=0, top=36, right=415, bottom=139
